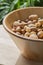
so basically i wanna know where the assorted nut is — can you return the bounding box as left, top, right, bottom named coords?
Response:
left=12, top=14, right=43, bottom=39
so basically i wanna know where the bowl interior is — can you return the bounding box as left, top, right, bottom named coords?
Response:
left=3, top=7, right=43, bottom=41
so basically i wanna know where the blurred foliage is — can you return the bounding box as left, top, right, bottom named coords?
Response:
left=0, top=0, right=43, bottom=24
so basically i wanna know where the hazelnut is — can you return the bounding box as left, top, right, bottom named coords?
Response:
left=21, top=29, right=25, bottom=34
left=28, top=21, right=32, bottom=24
left=37, top=31, right=43, bottom=39
left=24, top=32, right=30, bottom=37
left=35, top=22, right=41, bottom=28
left=29, top=34, right=38, bottom=39
left=16, top=26, right=21, bottom=32
left=38, top=19, right=43, bottom=25
left=37, top=29, right=42, bottom=32
left=30, top=31, right=36, bottom=35
left=12, top=28, right=16, bottom=32
left=24, top=26, right=31, bottom=32
left=29, top=14, right=38, bottom=21
left=13, top=21, right=20, bottom=26
left=28, top=24, right=36, bottom=27
left=16, top=32, right=21, bottom=35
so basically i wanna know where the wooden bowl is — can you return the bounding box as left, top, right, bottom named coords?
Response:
left=3, top=7, right=43, bottom=61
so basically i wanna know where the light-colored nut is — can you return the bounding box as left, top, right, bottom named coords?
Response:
left=28, top=24, right=36, bottom=27
left=21, top=29, right=25, bottom=34
left=24, top=26, right=27, bottom=30
left=35, top=22, right=41, bottom=28
left=16, top=32, right=21, bottom=35
left=25, top=19, right=28, bottom=22
left=28, top=21, right=32, bottom=24
left=24, top=32, right=30, bottom=37
left=38, top=19, right=43, bottom=25
left=30, top=31, right=36, bottom=35
left=30, top=27, right=37, bottom=32
left=16, top=26, right=21, bottom=32
left=37, top=31, right=43, bottom=39
left=13, top=21, right=20, bottom=26
left=37, top=29, right=42, bottom=32
left=29, top=14, right=38, bottom=21
left=33, top=20, right=37, bottom=23
left=42, top=25, right=43, bottom=27
left=38, top=18, right=41, bottom=20
left=24, top=26, right=31, bottom=32
left=12, top=28, right=16, bottom=32
left=29, top=34, right=38, bottom=39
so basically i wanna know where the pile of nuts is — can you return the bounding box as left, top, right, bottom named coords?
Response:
left=12, top=14, right=43, bottom=39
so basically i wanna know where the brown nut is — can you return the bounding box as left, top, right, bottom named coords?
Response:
left=28, top=21, right=32, bottom=24
left=29, top=14, right=38, bottom=21
left=16, top=32, right=21, bottom=35
left=13, top=21, right=20, bottom=26
left=30, top=31, right=36, bottom=35
left=35, top=21, right=41, bottom=28
left=30, top=27, right=37, bottom=32
left=28, top=24, right=36, bottom=27
left=33, top=20, right=37, bottom=23
left=16, top=26, right=21, bottom=32
left=29, top=34, right=38, bottom=39
left=24, top=32, right=30, bottom=37
left=24, top=26, right=31, bottom=32
left=37, top=29, right=42, bottom=32
left=37, top=31, right=43, bottom=39
left=38, top=19, right=43, bottom=25
left=21, top=29, right=25, bottom=34
left=12, top=28, right=16, bottom=32
left=42, top=25, right=43, bottom=28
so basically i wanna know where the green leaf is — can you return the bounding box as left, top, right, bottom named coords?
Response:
left=20, top=2, right=28, bottom=8
left=9, top=0, right=19, bottom=11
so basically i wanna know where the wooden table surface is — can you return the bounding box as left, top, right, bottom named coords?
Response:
left=0, top=25, right=43, bottom=65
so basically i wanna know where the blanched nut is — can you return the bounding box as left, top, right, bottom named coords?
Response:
left=29, top=34, right=38, bottom=39
left=16, top=26, right=21, bottom=32
left=28, top=24, right=36, bottom=27
left=28, top=21, right=32, bottom=24
left=33, top=20, right=37, bottom=23
left=38, top=19, right=43, bottom=25
left=42, top=25, right=43, bottom=27
left=28, top=24, right=37, bottom=32
left=24, top=32, right=30, bottom=37
left=29, top=14, right=38, bottom=21
left=37, top=29, right=42, bottom=32
left=16, top=32, right=21, bottom=35
left=30, top=27, right=37, bottom=32
left=30, top=31, right=36, bottom=35
left=21, top=29, right=25, bottom=34
left=37, top=31, right=43, bottom=39
left=35, top=21, right=41, bottom=28
left=13, top=21, right=20, bottom=26
left=20, top=21, right=26, bottom=28
left=24, top=26, right=31, bottom=32
left=12, top=28, right=16, bottom=32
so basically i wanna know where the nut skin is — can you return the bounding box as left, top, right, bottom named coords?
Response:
left=16, top=26, right=21, bottom=32
left=35, top=22, right=41, bottom=28
left=29, top=34, right=38, bottom=39
left=24, top=26, right=31, bottom=32
left=37, top=31, right=43, bottom=39
left=24, top=32, right=30, bottom=37
left=21, top=29, right=25, bottom=34
left=38, top=19, right=43, bottom=25
left=12, top=15, right=43, bottom=39
left=37, top=29, right=42, bottom=32
left=29, top=14, right=38, bottom=21
left=30, top=31, right=36, bottom=35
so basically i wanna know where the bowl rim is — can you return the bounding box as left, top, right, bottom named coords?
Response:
left=3, top=7, right=43, bottom=42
